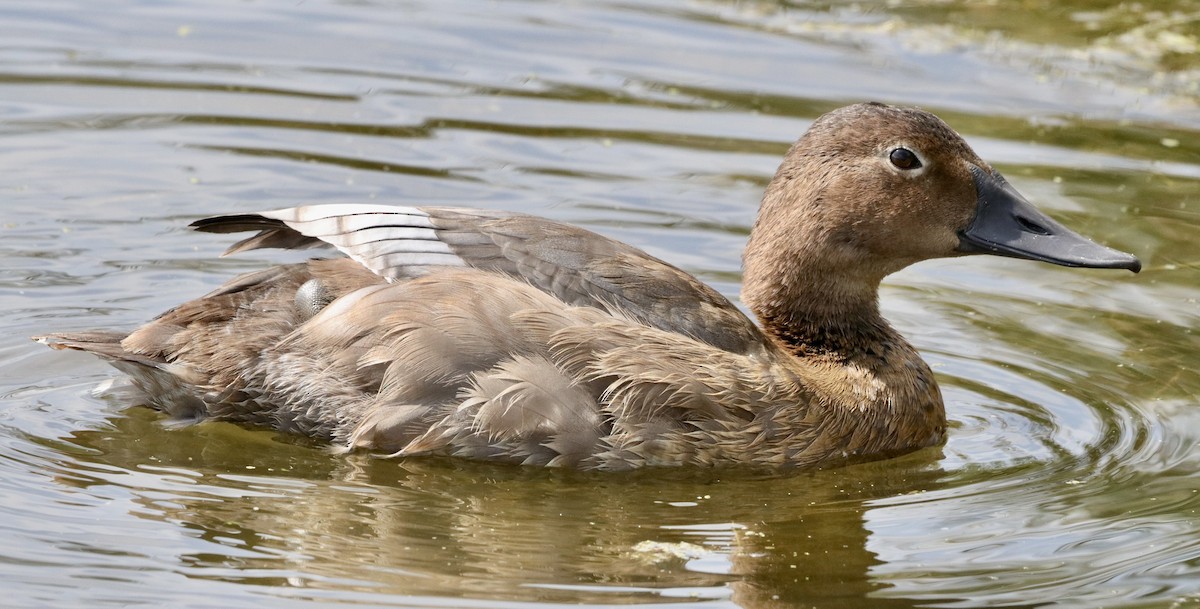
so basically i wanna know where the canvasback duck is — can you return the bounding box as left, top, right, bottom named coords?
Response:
left=38, top=103, right=1140, bottom=470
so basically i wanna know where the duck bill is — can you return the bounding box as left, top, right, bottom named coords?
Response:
left=957, top=166, right=1141, bottom=272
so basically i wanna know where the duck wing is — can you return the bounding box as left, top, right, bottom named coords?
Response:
left=191, top=204, right=765, bottom=354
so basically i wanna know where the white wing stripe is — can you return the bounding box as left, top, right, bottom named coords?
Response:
left=260, top=204, right=429, bottom=224
left=372, top=252, right=466, bottom=268
left=317, top=227, right=443, bottom=248
left=358, top=240, right=459, bottom=258
left=276, top=214, right=437, bottom=237
left=243, top=205, right=471, bottom=278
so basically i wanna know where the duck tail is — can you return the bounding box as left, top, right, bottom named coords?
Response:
left=35, top=332, right=210, bottom=421
left=33, top=331, right=162, bottom=368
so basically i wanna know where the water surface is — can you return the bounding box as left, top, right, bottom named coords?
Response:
left=3, top=1, right=1200, bottom=607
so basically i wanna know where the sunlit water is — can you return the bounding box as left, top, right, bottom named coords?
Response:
left=3, top=1, right=1200, bottom=607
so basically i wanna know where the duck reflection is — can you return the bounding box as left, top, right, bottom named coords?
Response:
left=54, top=407, right=953, bottom=608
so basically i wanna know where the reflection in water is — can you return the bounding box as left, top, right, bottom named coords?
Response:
left=54, top=406, right=950, bottom=608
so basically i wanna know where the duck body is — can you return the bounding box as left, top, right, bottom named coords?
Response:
left=38, top=103, right=1140, bottom=470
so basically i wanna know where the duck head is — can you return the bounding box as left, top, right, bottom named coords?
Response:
left=743, top=102, right=1139, bottom=322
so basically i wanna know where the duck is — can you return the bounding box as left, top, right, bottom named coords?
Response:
left=37, top=102, right=1141, bottom=471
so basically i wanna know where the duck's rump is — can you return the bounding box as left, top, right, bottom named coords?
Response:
left=40, top=260, right=377, bottom=426
left=41, top=257, right=814, bottom=470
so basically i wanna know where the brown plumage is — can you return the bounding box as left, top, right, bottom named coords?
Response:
left=35, top=103, right=1140, bottom=470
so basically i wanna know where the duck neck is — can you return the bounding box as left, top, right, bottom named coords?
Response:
left=743, top=249, right=947, bottom=449
left=744, top=268, right=898, bottom=361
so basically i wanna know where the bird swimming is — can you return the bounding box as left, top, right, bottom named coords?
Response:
left=37, top=102, right=1141, bottom=470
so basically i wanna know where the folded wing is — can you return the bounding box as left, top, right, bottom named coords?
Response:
left=192, top=204, right=766, bottom=354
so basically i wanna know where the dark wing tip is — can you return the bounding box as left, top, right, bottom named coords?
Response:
left=189, top=213, right=324, bottom=256
left=189, top=214, right=287, bottom=234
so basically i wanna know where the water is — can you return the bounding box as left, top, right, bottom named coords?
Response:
left=3, top=0, right=1199, bottom=607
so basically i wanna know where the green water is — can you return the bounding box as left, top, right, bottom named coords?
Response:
left=2, top=1, right=1199, bottom=607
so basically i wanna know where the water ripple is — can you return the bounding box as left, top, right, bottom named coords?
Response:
left=2, top=0, right=1200, bottom=608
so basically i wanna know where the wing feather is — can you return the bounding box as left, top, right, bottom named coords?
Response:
left=192, top=204, right=765, bottom=353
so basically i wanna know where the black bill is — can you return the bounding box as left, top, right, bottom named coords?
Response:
left=957, top=165, right=1141, bottom=272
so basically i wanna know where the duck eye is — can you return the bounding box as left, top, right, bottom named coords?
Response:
left=889, top=148, right=922, bottom=170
